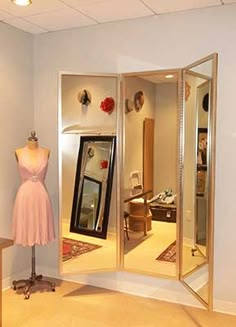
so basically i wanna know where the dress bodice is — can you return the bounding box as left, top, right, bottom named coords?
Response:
left=17, top=147, right=48, bottom=184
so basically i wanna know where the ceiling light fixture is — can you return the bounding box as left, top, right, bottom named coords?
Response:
left=11, top=0, right=32, bottom=6
left=165, top=74, right=174, bottom=79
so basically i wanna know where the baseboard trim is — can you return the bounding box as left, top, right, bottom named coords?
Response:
left=214, top=299, right=236, bottom=315
left=2, top=269, right=31, bottom=291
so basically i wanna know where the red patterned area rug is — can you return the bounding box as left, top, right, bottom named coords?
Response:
left=156, top=241, right=176, bottom=262
left=63, top=238, right=102, bottom=262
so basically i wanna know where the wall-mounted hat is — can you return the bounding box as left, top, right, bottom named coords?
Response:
left=78, top=89, right=91, bottom=106
left=100, top=97, right=115, bottom=114
left=134, top=91, right=144, bottom=112
left=185, top=82, right=191, bottom=101
left=125, top=98, right=134, bottom=114
left=202, top=93, right=209, bottom=112
left=88, top=146, right=95, bottom=158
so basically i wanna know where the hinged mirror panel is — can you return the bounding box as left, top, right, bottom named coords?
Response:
left=180, top=54, right=218, bottom=309
left=121, top=69, right=182, bottom=279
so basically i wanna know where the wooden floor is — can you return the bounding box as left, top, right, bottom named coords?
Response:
left=3, top=279, right=236, bottom=327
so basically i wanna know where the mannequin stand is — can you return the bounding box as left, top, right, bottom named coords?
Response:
left=12, top=245, right=55, bottom=299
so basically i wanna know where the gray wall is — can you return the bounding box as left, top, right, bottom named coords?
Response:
left=154, top=83, right=178, bottom=194
left=0, top=22, right=33, bottom=281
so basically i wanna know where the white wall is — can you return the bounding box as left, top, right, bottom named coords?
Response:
left=0, top=22, right=33, bottom=281
left=154, top=83, right=178, bottom=194
left=32, top=3, right=236, bottom=311
left=124, top=76, right=155, bottom=189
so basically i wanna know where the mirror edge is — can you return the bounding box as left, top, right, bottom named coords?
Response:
left=179, top=53, right=218, bottom=310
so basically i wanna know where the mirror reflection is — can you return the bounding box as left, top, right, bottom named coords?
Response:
left=60, top=73, right=118, bottom=275
left=70, top=136, right=116, bottom=239
left=78, top=176, right=102, bottom=231
left=181, top=55, right=217, bottom=307
left=123, top=71, right=179, bottom=277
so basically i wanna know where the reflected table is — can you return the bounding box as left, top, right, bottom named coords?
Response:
left=0, top=238, right=13, bottom=327
left=124, top=189, right=152, bottom=236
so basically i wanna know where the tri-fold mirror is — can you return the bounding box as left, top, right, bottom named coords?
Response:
left=58, top=53, right=217, bottom=309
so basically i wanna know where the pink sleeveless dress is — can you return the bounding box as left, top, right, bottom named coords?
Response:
left=13, top=147, right=55, bottom=246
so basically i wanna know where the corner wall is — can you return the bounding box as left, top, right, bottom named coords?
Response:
left=0, top=22, right=34, bottom=283
left=33, top=4, right=236, bottom=313
left=154, top=83, right=178, bottom=194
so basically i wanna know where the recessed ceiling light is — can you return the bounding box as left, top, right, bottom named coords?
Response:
left=165, top=74, right=174, bottom=79
left=11, top=0, right=32, bottom=6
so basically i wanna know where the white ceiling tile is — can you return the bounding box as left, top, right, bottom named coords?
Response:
left=222, top=0, right=236, bottom=3
left=142, top=0, right=222, bottom=14
left=62, top=0, right=154, bottom=23
left=62, top=0, right=107, bottom=4
left=3, top=17, right=48, bottom=34
left=0, top=9, right=14, bottom=20
left=0, top=0, right=68, bottom=17
left=25, top=8, right=96, bottom=31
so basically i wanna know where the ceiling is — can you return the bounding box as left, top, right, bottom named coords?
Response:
left=0, top=0, right=234, bottom=35
left=139, top=71, right=178, bottom=84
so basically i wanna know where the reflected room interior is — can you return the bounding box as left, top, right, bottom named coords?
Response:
left=123, top=71, right=180, bottom=278
left=182, top=74, right=210, bottom=277
left=60, top=74, right=118, bottom=275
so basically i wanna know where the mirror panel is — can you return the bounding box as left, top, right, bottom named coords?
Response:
left=181, top=54, right=217, bottom=308
left=59, top=73, right=118, bottom=275
left=122, top=70, right=180, bottom=278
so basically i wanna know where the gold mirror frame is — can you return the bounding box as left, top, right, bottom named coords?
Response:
left=179, top=53, right=218, bottom=310
left=58, top=72, right=121, bottom=275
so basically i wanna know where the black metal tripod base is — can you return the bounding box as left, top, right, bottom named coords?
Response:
left=12, top=274, right=55, bottom=300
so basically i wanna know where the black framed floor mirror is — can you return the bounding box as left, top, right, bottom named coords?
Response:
left=70, top=135, right=116, bottom=239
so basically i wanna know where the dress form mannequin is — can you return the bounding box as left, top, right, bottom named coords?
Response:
left=12, top=131, right=55, bottom=299
left=15, top=131, right=50, bottom=165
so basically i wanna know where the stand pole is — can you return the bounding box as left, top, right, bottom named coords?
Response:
left=31, top=245, right=36, bottom=282
left=12, top=244, right=55, bottom=299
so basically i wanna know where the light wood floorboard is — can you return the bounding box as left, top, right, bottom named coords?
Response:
left=3, top=279, right=236, bottom=327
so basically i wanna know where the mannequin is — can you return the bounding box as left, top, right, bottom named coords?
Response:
left=15, top=130, right=49, bottom=166
left=12, top=131, right=55, bottom=299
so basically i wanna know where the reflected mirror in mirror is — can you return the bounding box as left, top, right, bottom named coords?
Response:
left=123, top=70, right=180, bottom=278
left=70, top=136, right=116, bottom=239
left=181, top=54, right=217, bottom=308
left=78, top=176, right=102, bottom=231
